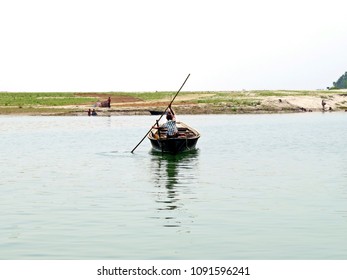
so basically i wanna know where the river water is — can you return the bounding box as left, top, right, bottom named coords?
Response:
left=0, top=113, right=346, bottom=259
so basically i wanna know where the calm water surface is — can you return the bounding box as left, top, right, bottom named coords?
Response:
left=0, top=113, right=347, bottom=259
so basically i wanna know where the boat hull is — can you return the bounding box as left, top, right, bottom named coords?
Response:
left=149, top=137, right=199, bottom=154
left=149, top=110, right=165, bottom=115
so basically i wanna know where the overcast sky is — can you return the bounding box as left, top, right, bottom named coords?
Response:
left=1, top=0, right=346, bottom=92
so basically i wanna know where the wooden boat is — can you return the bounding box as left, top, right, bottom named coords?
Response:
left=149, top=110, right=165, bottom=115
left=148, top=121, right=200, bottom=154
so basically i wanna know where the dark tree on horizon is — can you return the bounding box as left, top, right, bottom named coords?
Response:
left=333, top=71, right=347, bottom=89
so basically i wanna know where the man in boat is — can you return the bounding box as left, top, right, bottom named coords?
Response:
left=165, top=107, right=178, bottom=138
left=153, top=106, right=178, bottom=138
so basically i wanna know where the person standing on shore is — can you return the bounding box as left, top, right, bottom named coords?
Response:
left=321, top=99, right=326, bottom=111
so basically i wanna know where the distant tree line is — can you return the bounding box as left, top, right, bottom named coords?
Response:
left=330, top=71, right=347, bottom=89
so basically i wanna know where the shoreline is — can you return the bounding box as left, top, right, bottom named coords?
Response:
left=1, top=90, right=347, bottom=116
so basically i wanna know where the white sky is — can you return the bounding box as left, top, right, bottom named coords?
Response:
left=1, top=0, right=347, bottom=92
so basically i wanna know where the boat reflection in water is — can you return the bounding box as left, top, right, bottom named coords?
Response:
left=149, top=149, right=200, bottom=229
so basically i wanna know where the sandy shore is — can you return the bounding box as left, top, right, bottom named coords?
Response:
left=50, top=92, right=347, bottom=116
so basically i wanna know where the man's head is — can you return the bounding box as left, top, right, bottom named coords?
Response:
left=166, top=111, right=173, bottom=120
